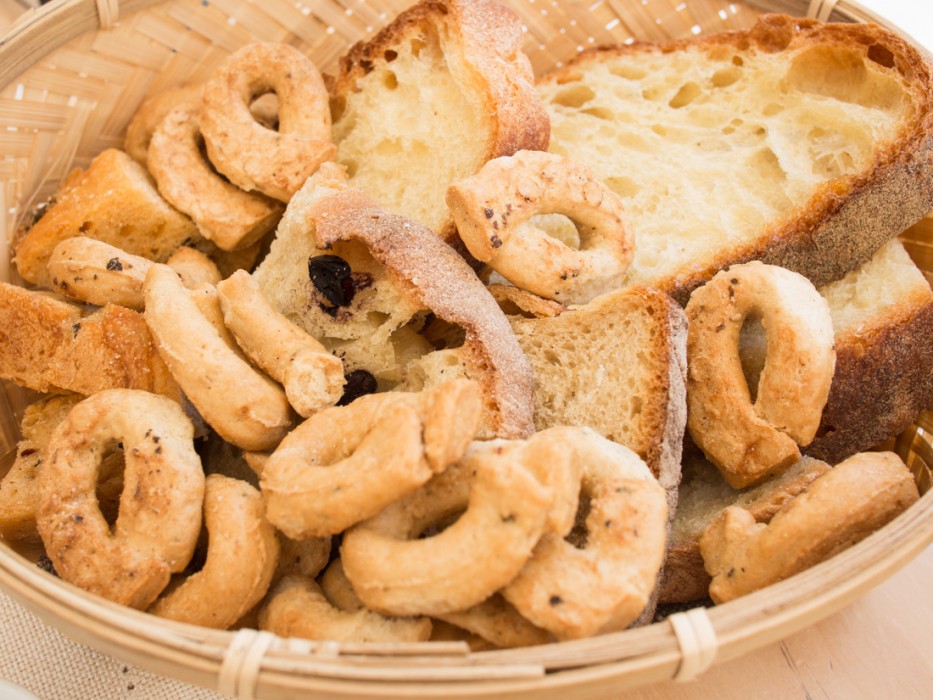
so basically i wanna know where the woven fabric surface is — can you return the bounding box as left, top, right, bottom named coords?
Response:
left=0, top=589, right=224, bottom=700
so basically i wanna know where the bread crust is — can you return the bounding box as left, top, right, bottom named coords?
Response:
left=806, top=297, right=933, bottom=464
left=329, top=0, right=549, bottom=243
left=307, top=188, right=535, bottom=439
left=539, top=14, right=933, bottom=303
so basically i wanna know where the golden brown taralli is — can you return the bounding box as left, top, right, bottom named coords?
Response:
left=149, top=474, right=280, bottom=629
left=700, top=451, right=919, bottom=603
left=35, top=390, right=204, bottom=610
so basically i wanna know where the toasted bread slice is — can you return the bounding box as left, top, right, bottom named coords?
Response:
left=14, top=149, right=200, bottom=288
left=328, top=0, right=549, bottom=246
left=740, top=238, right=933, bottom=464
left=538, top=14, right=933, bottom=302
left=660, top=450, right=830, bottom=604
left=0, top=282, right=178, bottom=398
left=509, top=286, right=688, bottom=506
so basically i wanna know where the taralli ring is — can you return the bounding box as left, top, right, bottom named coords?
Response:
left=699, top=451, right=919, bottom=604
left=200, top=42, right=336, bottom=202
left=47, top=237, right=221, bottom=310
left=435, top=595, right=553, bottom=649
left=260, top=379, right=482, bottom=538
left=502, top=428, right=668, bottom=640
left=217, top=270, right=345, bottom=417
left=340, top=438, right=556, bottom=617
left=148, top=106, right=283, bottom=251
left=258, top=572, right=432, bottom=643
left=149, top=474, right=280, bottom=629
left=686, top=262, right=836, bottom=488
left=35, top=389, right=204, bottom=610
left=144, top=264, right=293, bottom=451
left=124, top=84, right=203, bottom=167
left=447, top=150, right=635, bottom=304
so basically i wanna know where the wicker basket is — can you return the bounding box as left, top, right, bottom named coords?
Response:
left=0, top=0, right=930, bottom=697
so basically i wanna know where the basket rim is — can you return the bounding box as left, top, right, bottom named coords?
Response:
left=1, top=486, right=930, bottom=695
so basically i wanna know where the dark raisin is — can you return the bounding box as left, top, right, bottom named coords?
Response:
left=337, top=369, right=377, bottom=406
left=308, top=255, right=354, bottom=309
left=36, top=555, right=58, bottom=577
left=106, top=257, right=124, bottom=271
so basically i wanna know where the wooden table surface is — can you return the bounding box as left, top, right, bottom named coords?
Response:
left=0, top=1, right=929, bottom=698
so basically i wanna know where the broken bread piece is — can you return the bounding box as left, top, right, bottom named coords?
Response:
left=0, top=281, right=178, bottom=398
left=304, top=187, right=535, bottom=439
left=328, top=0, right=549, bottom=245
left=254, top=164, right=431, bottom=387
left=699, top=451, right=918, bottom=603
left=538, top=14, right=933, bottom=302
left=14, top=149, right=200, bottom=288
left=511, top=286, right=687, bottom=506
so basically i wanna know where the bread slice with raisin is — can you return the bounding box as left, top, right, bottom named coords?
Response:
left=327, top=0, right=549, bottom=247
left=538, top=14, right=933, bottom=303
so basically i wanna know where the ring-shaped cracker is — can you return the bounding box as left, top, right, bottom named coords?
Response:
left=217, top=270, right=345, bottom=417
left=144, top=264, right=292, bottom=451
left=149, top=474, right=279, bottom=628
left=686, top=262, right=836, bottom=488
left=261, top=379, right=482, bottom=538
left=435, top=594, right=553, bottom=648
left=700, top=451, right=919, bottom=603
left=48, top=237, right=221, bottom=310
left=340, top=439, right=556, bottom=617
left=149, top=106, right=283, bottom=251
left=259, top=573, right=432, bottom=643
left=35, top=389, right=204, bottom=609
left=124, top=84, right=203, bottom=166
left=200, top=42, right=335, bottom=202
left=502, top=429, right=668, bottom=640
left=447, top=150, right=635, bottom=304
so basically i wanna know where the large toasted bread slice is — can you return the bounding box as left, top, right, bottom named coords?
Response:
left=538, top=14, right=933, bottom=303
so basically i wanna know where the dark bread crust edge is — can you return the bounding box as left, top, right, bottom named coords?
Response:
left=539, top=14, right=933, bottom=304
left=806, top=298, right=933, bottom=464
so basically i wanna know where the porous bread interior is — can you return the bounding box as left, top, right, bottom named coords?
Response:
left=671, top=453, right=828, bottom=545
left=332, top=24, right=488, bottom=234
left=819, top=238, right=932, bottom=335
left=540, top=42, right=910, bottom=287
left=509, top=289, right=671, bottom=468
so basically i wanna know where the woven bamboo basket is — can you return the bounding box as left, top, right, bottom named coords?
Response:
left=0, top=0, right=930, bottom=697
